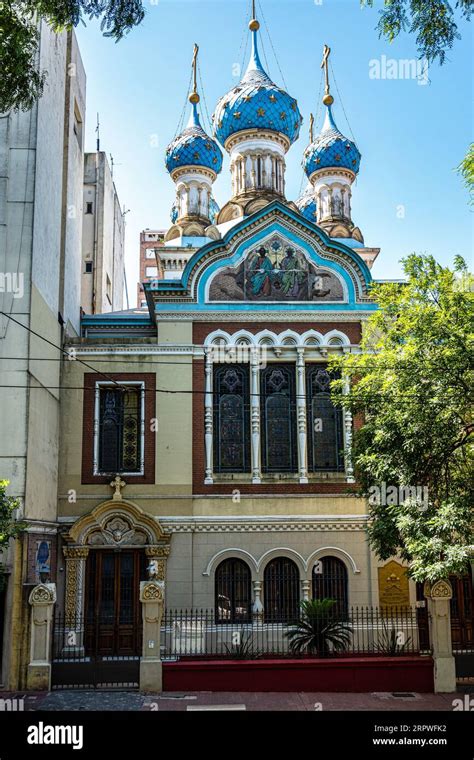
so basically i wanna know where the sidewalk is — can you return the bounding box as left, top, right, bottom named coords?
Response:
left=0, top=690, right=465, bottom=712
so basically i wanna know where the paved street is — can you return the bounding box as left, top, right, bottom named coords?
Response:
left=0, top=690, right=466, bottom=712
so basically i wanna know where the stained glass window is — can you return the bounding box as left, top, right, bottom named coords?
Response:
left=98, top=386, right=142, bottom=473
left=215, top=558, right=252, bottom=624
left=261, top=364, right=297, bottom=472
left=213, top=365, right=250, bottom=473
left=306, top=366, right=344, bottom=472
left=264, top=557, right=300, bottom=622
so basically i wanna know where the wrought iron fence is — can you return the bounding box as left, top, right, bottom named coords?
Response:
left=161, top=606, right=430, bottom=660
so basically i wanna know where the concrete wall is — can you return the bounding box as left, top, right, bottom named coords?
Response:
left=0, top=23, right=86, bottom=688
left=81, top=152, right=124, bottom=314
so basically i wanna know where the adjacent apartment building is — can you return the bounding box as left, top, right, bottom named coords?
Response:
left=137, top=229, right=165, bottom=308
left=82, top=151, right=125, bottom=314
left=0, top=24, right=86, bottom=689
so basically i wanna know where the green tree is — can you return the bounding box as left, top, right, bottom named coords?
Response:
left=361, top=0, right=472, bottom=65
left=0, top=479, right=25, bottom=547
left=0, top=1, right=146, bottom=113
left=330, top=254, right=473, bottom=582
left=0, top=479, right=26, bottom=589
left=457, top=142, right=474, bottom=206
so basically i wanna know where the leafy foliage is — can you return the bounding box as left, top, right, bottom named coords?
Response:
left=0, top=480, right=25, bottom=547
left=457, top=142, right=474, bottom=206
left=330, top=254, right=474, bottom=582
left=0, top=1, right=146, bottom=112
left=223, top=632, right=262, bottom=659
left=284, top=599, right=353, bottom=656
left=376, top=620, right=412, bottom=655
left=0, top=5, right=46, bottom=112
left=361, top=0, right=472, bottom=65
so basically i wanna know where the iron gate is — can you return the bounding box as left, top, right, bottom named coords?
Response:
left=51, top=611, right=140, bottom=690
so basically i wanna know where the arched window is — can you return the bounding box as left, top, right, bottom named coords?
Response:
left=213, top=365, right=250, bottom=473
left=257, top=156, right=262, bottom=187
left=261, top=365, right=297, bottom=473
left=306, top=366, right=344, bottom=472
left=312, top=556, right=348, bottom=617
left=215, top=559, right=252, bottom=624
left=264, top=557, right=300, bottom=622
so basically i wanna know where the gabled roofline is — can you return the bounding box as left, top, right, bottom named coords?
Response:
left=144, top=200, right=373, bottom=304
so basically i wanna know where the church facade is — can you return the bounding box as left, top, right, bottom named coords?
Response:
left=49, top=14, right=431, bottom=665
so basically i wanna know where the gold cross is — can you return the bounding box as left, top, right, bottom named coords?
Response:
left=309, top=112, right=314, bottom=143
left=192, top=43, right=199, bottom=97
left=321, top=44, right=331, bottom=96
left=110, top=475, right=126, bottom=501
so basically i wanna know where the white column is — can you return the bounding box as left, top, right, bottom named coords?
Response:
left=250, top=349, right=261, bottom=484
left=296, top=349, right=308, bottom=483
left=27, top=584, right=57, bottom=691
left=343, top=376, right=355, bottom=483
left=252, top=580, right=264, bottom=621
left=250, top=155, right=256, bottom=189
left=342, top=187, right=350, bottom=219
left=301, top=579, right=311, bottom=601
left=139, top=581, right=164, bottom=692
left=425, top=580, right=456, bottom=693
left=204, top=348, right=213, bottom=484
left=93, top=384, right=100, bottom=473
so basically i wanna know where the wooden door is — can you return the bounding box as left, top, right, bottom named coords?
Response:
left=85, top=550, right=146, bottom=656
left=450, top=573, right=474, bottom=649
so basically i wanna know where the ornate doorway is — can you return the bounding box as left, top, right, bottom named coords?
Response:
left=51, top=498, right=170, bottom=689
left=84, top=550, right=147, bottom=656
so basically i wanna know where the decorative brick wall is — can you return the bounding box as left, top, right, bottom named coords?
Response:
left=193, top=321, right=362, bottom=345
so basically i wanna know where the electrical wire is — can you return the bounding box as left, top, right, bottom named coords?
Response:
left=0, top=312, right=469, bottom=401
left=329, top=59, right=357, bottom=144
left=173, top=67, right=194, bottom=139
left=197, top=62, right=212, bottom=134
left=257, top=0, right=288, bottom=90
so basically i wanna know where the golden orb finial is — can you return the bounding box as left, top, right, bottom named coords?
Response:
left=322, top=93, right=334, bottom=106
left=249, top=18, right=260, bottom=31
left=189, top=92, right=200, bottom=104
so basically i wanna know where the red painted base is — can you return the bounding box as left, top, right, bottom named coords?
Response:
left=163, top=656, right=434, bottom=693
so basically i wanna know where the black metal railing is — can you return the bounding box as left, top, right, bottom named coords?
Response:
left=161, top=605, right=430, bottom=660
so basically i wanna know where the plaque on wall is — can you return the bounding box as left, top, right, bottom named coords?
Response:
left=378, top=560, right=410, bottom=609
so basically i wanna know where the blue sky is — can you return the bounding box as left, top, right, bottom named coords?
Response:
left=76, top=0, right=473, bottom=304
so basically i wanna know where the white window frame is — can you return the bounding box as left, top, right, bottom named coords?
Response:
left=93, top=380, right=145, bottom=476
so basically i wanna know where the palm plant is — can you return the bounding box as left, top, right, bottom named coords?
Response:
left=223, top=632, right=262, bottom=659
left=376, top=620, right=412, bottom=655
left=285, top=599, right=353, bottom=656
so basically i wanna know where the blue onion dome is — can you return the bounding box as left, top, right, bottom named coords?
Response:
left=212, top=20, right=302, bottom=148
left=209, top=196, right=220, bottom=225
left=303, top=104, right=361, bottom=179
left=165, top=100, right=223, bottom=176
left=295, top=183, right=317, bottom=222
